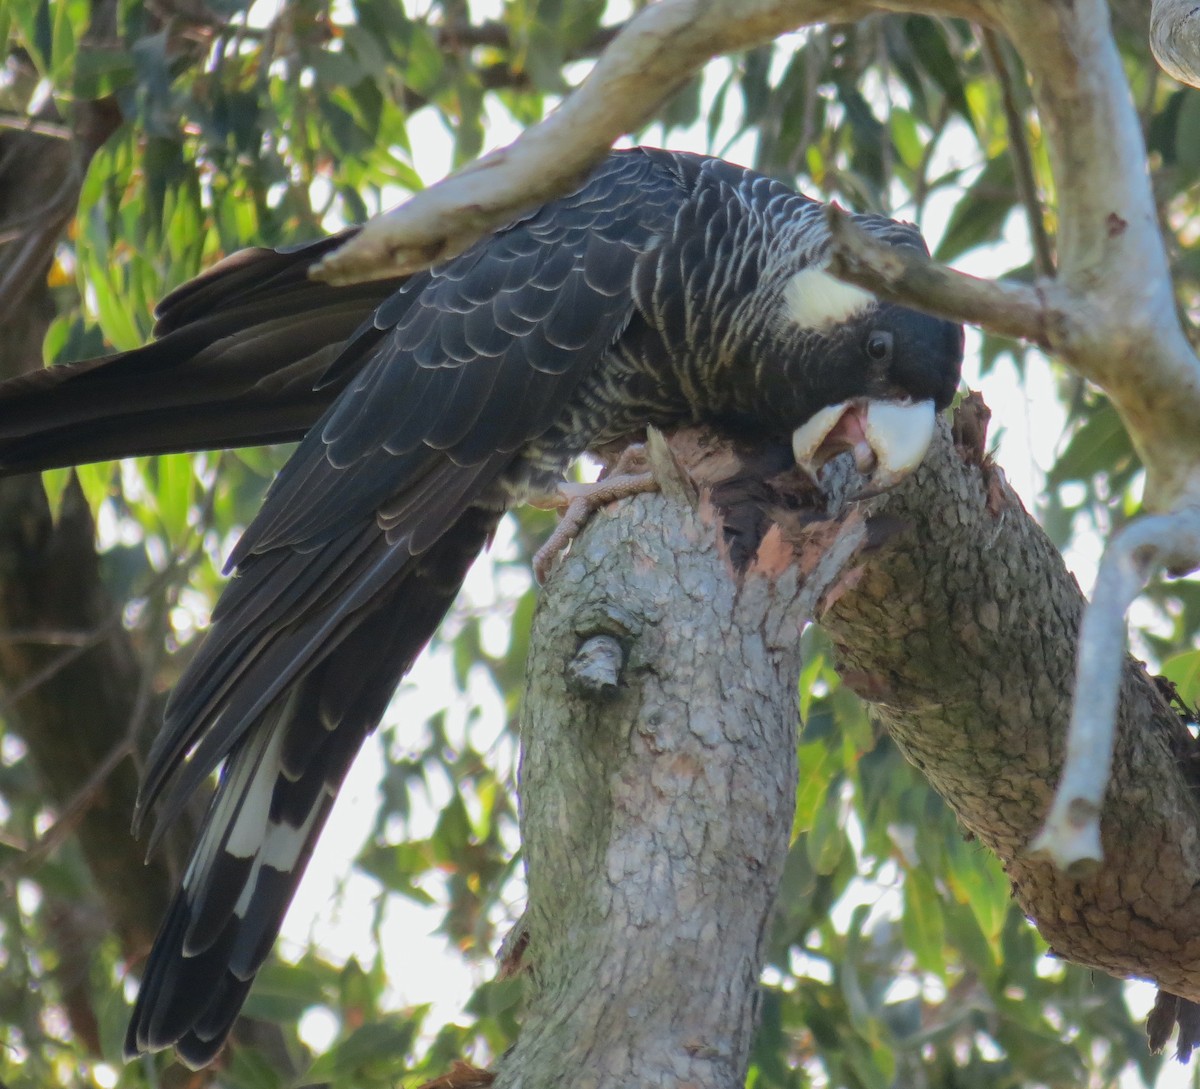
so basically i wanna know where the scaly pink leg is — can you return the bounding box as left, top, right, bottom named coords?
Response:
left=532, top=444, right=657, bottom=583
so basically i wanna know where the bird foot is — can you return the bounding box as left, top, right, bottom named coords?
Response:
left=532, top=432, right=701, bottom=583
left=532, top=465, right=658, bottom=583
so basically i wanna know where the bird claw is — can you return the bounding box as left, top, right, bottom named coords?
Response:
left=533, top=452, right=660, bottom=583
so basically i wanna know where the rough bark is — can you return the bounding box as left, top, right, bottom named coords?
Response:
left=503, top=451, right=862, bottom=1089
left=822, top=425, right=1200, bottom=995
left=503, top=417, right=1200, bottom=1087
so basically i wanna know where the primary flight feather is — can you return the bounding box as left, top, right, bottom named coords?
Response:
left=0, top=147, right=963, bottom=1067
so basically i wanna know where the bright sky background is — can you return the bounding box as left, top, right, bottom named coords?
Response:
left=187, top=2, right=1185, bottom=1084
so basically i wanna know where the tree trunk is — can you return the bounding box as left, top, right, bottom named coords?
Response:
left=503, top=445, right=861, bottom=1088
left=504, top=417, right=1200, bottom=1085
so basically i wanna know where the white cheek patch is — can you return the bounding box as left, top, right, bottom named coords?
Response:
left=783, top=267, right=876, bottom=331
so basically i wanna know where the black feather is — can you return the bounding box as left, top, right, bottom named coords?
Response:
left=0, top=147, right=964, bottom=1067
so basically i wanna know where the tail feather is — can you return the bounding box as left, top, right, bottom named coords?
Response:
left=126, top=507, right=500, bottom=1066
left=0, top=234, right=408, bottom=475
left=138, top=460, right=506, bottom=848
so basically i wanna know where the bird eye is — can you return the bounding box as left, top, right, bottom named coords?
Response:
left=866, top=331, right=893, bottom=362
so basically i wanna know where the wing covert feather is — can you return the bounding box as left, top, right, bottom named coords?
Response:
left=232, top=150, right=689, bottom=563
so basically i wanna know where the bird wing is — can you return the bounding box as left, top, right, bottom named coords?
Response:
left=137, top=148, right=692, bottom=830
left=125, top=149, right=702, bottom=1066
left=230, top=148, right=697, bottom=564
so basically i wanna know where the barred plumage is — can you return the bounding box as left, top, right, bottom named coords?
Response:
left=0, top=146, right=963, bottom=1068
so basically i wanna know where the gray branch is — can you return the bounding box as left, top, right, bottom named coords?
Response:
left=1151, top=0, right=1200, bottom=88
left=1031, top=508, right=1200, bottom=870
left=823, top=202, right=1060, bottom=345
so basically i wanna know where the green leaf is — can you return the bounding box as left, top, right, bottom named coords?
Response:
left=901, top=868, right=946, bottom=976
left=225, top=1045, right=285, bottom=1089
left=793, top=740, right=834, bottom=836
left=806, top=791, right=846, bottom=875
left=150, top=452, right=195, bottom=544
left=1047, top=400, right=1136, bottom=486
left=934, top=154, right=1016, bottom=262
left=39, top=467, right=72, bottom=523
left=242, top=959, right=333, bottom=1022
left=72, top=43, right=136, bottom=97
left=1161, top=649, right=1200, bottom=706
left=303, top=1017, right=420, bottom=1082
left=944, top=839, right=1010, bottom=944
left=889, top=108, right=924, bottom=172
left=356, top=839, right=438, bottom=903
left=904, top=16, right=971, bottom=124
left=797, top=643, right=827, bottom=722
left=73, top=461, right=115, bottom=520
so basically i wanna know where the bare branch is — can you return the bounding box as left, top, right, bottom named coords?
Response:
left=0, top=114, right=73, bottom=140
left=0, top=625, right=109, bottom=713
left=0, top=628, right=105, bottom=646
left=1, top=587, right=169, bottom=883
left=978, top=27, right=1055, bottom=278
left=823, top=202, right=1059, bottom=344
left=996, top=0, right=1200, bottom=511
left=313, top=0, right=877, bottom=284
left=1031, top=508, right=1200, bottom=870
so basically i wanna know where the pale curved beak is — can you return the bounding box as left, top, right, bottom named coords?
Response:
left=792, top=398, right=937, bottom=489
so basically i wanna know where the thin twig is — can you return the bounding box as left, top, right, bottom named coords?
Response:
left=0, top=531, right=205, bottom=880
left=909, top=96, right=951, bottom=220
left=10, top=598, right=172, bottom=878
left=0, top=115, right=73, bottom=140
left=0, top=628, right=105, bottom=646
left=0, top=157, right=83, bottom=324
left=0, top=628, right=110, bottom=713
left=0, top=533, right=202, bottom=716
left=0, top=828, right=30, bottom=851
left=5, top=728, right=137, bottom=878
left=979, top=26, right=1054, bottom=277
left=785, top=28, right=827, bottom=180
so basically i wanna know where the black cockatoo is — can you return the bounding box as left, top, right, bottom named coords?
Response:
left=0, top=147, right=963, bottom=1067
